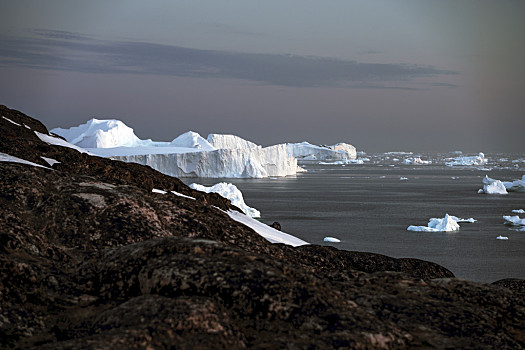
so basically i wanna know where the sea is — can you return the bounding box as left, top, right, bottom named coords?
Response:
left=183, top=151, right=525, bottom=283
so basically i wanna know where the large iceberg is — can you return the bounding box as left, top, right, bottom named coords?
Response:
left=286, top=141, right=356, bottom=161
left=52, top=119, right=301, bottom=178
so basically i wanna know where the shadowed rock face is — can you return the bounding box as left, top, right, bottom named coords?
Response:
left=1, top=105, right=524, bottom=349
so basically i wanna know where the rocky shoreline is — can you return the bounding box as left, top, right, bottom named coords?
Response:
left=1, top=105, right=524, bottom=348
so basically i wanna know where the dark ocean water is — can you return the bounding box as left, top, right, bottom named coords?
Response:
left=184, top=152, right=525, bottom=283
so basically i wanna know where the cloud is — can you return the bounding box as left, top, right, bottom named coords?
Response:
left=0, top=30, right=457, bottom=88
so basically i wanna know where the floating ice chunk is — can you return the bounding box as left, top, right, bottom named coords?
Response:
left=479, top=175, right=508, bottom=194
left=502, top=175, right=525, bottom=192
left=400, top=177, right=408, bottom=180
left=447, top=216, right=477, bottom=223
left=225, top=209, right=308, bottom=247
left=503, top=215, right=525, bottom=226
left=407, top=214, right=462, bottom=232
left=190, top=182, right=260, bottom=218
left=497, top=236, right=509, bottom=240
left=323, top=237, right=341, bottom=243
left=169, top=131, right=215, bottom=151
left=446, top=152, right=485, bottom=166
left=0, top=152, right=51, bottom=169
left=403, top=157, right=430, bottom=165
left=512, top=209, right=525, bottom=214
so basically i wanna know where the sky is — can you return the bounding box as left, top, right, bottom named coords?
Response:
left=1, top=0, right=524, bottom=152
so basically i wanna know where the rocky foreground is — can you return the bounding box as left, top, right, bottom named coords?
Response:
left=1, top=105, right=524, bottom=349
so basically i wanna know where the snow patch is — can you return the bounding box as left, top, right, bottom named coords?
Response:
left=0, top=152, right=51, bottom=169
left=2, top=116, right=21, bottom=126
left=41, top=157, right=60, bottom=166
left=323, top=237, right=341, bottom=243
left=226, top=210, right=308, bottom=247
left=35, top=131, right=93, bottom=154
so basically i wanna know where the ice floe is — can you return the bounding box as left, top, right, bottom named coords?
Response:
left=512, top=209, right=525, bottom=214
left=479, top=175, right=525, bottom=194
left=497, top=236, right=509, bottom=240
left=407, top=214, right=475, bottom=232
left=445, top=152, right=485, bottom=166
left=503, top=215, right=525, bottom=226
left=190, top=182, right=260, bottom=218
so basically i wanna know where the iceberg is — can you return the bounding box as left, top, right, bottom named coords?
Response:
left=497, top=236, right=509, bottom=240
left=403, top=157, right=430, bottom=165
left=445, top=152, right=485, bottom=166
left=479, top=175, right=525, bottom=194
left=190, top=182, right=260, bottom=218
left=479, top=176, right=508, bottom=194
left=503, top=215, right=525, bottom=226
left=51, top=119, right=301, bottom=179
left=323, top=237, right=341, bottom=243
left=286, top=141, right=356, bottom=161
left=407, top=214, right=471, bottom=232
left=512, top=209, right=525, bottom=214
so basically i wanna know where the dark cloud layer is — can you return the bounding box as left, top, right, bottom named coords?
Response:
left=0, top=30, right=456, bottom=89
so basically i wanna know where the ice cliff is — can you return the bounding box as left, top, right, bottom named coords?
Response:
left=52, top=120, right=301, bottom=178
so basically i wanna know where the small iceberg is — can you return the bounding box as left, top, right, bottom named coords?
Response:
left=478, top=176, right=508, bottom=194
left=445, top=152, right=485, bottom=166
left=503, top=215, right=525, bottom=226
left=512, top=209, right=525, bottom=214
left=407, top=214, right=475, bottom=232
left=323, top=237, right=341, bottom=243
left=497, top=236, right=509, bottom=240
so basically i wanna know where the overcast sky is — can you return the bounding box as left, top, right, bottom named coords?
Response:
left=1, top=1, right=524, bottom=152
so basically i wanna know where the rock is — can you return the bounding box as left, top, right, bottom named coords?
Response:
left=270, top=221, right=282, bottom=231
left=1, top=105, right=524, bottom=349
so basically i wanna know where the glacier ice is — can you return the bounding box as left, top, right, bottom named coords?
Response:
left=286, top=141, right=356, bottom=162
left=51, top=119, right=150, bottom=148
left=190, top=182, right=260, bottom=218
left=51, top=119, right=302, bottom=179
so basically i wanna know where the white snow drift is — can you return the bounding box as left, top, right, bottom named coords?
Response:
left=190, top=182, right=260, bottom=218
left=407, top=214, right=476, bottom=232
left=52, top=119, right=303, bottom=179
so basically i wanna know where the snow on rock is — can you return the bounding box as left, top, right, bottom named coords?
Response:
left=407, top=214, right=466, bottom=232
left=41, top=157, right=60, bottom=166
left=0, top=152, right=51, bottom=169
left=446, top=152, right=485, bottom=166
left=169, top=131, right=215, bottom=151
left=190, top=182, right=260, bottom=218
left=503, top=215, right=525, bottom=226
left=323, top=237, right=341, bottom=243
left=34, top=131, right=93, bottom=154
left=207, top=133, right=258, bottom=150
left=287, top=141, right=356, bottom=161
left=225, top=209, right=308, bottom=246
